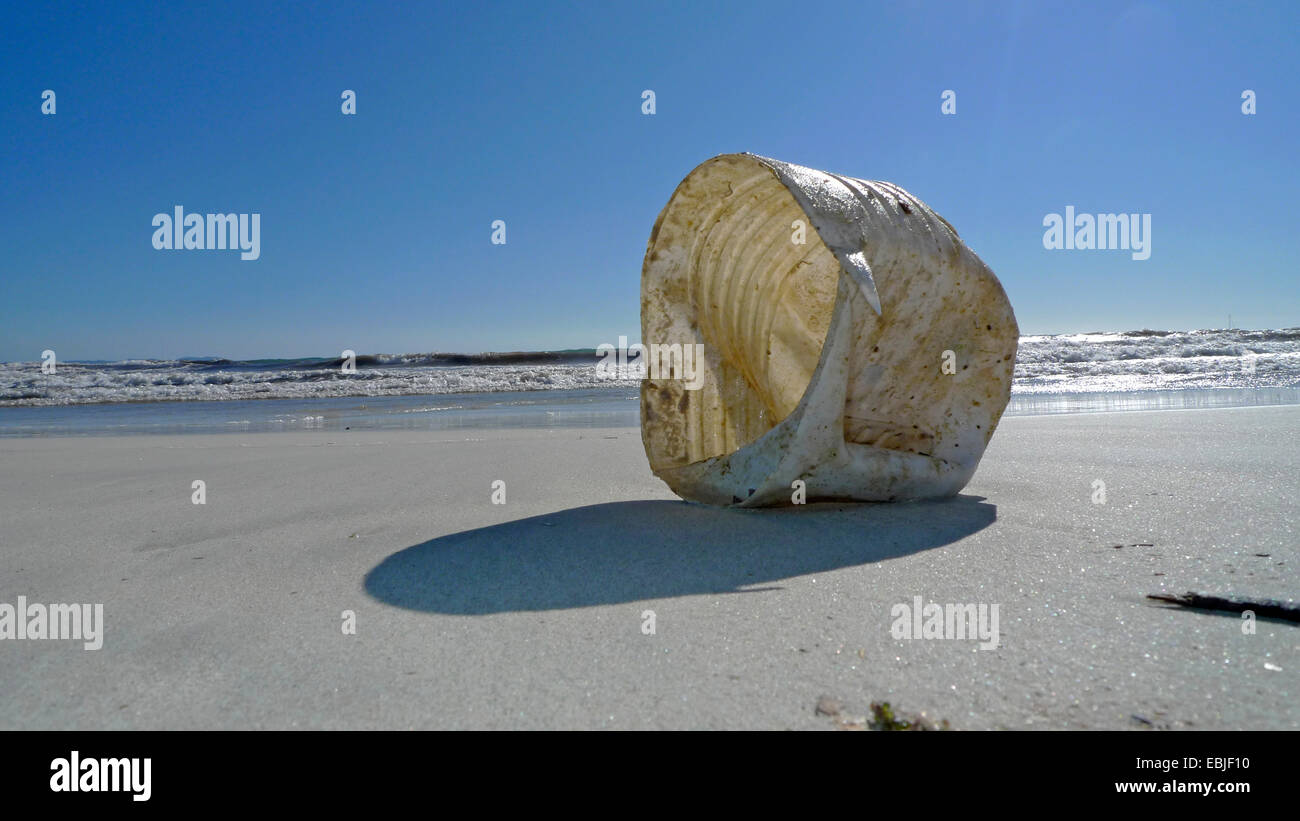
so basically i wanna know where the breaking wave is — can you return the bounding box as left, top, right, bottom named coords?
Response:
left=2, top=330, right=1298, bottom=407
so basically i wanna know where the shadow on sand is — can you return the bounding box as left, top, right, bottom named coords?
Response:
left=364, top=496, right=996, bottom=614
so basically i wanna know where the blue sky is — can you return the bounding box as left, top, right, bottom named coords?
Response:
left=2, top=1, right=1296, bottom=361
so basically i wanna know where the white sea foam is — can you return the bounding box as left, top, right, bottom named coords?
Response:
left=1012, top=328, right=1300, bottom=393
left=0, top=363, right=608, bottom=406
left=2, top=329, right=1297, bottom=406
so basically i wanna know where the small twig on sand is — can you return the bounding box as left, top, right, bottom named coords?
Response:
left=1147, top=591, right=1300, bottom=623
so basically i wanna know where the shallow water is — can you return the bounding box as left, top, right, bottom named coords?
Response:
left=2, top=386, right=1297, bottom=438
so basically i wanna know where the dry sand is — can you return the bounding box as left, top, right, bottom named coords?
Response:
left=0, top=405, right=1296, bottom=729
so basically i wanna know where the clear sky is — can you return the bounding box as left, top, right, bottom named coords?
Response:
left=2, top=1, right=1296, bottom=361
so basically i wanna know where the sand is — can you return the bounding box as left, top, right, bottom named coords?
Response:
left=0, top=405, right=1296, bottom=729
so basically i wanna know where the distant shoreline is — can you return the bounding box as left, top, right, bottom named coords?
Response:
left=3, top=328, right=1298, bottom=411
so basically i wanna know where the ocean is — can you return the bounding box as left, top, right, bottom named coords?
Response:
left=2, top=328, right=1298, bottom=436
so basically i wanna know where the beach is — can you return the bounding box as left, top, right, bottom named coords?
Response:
left=1, top=404, right=1295, bottom=730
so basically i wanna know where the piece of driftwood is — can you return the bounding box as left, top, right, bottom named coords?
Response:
left=1147, top=591, right=1300, bottom=623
